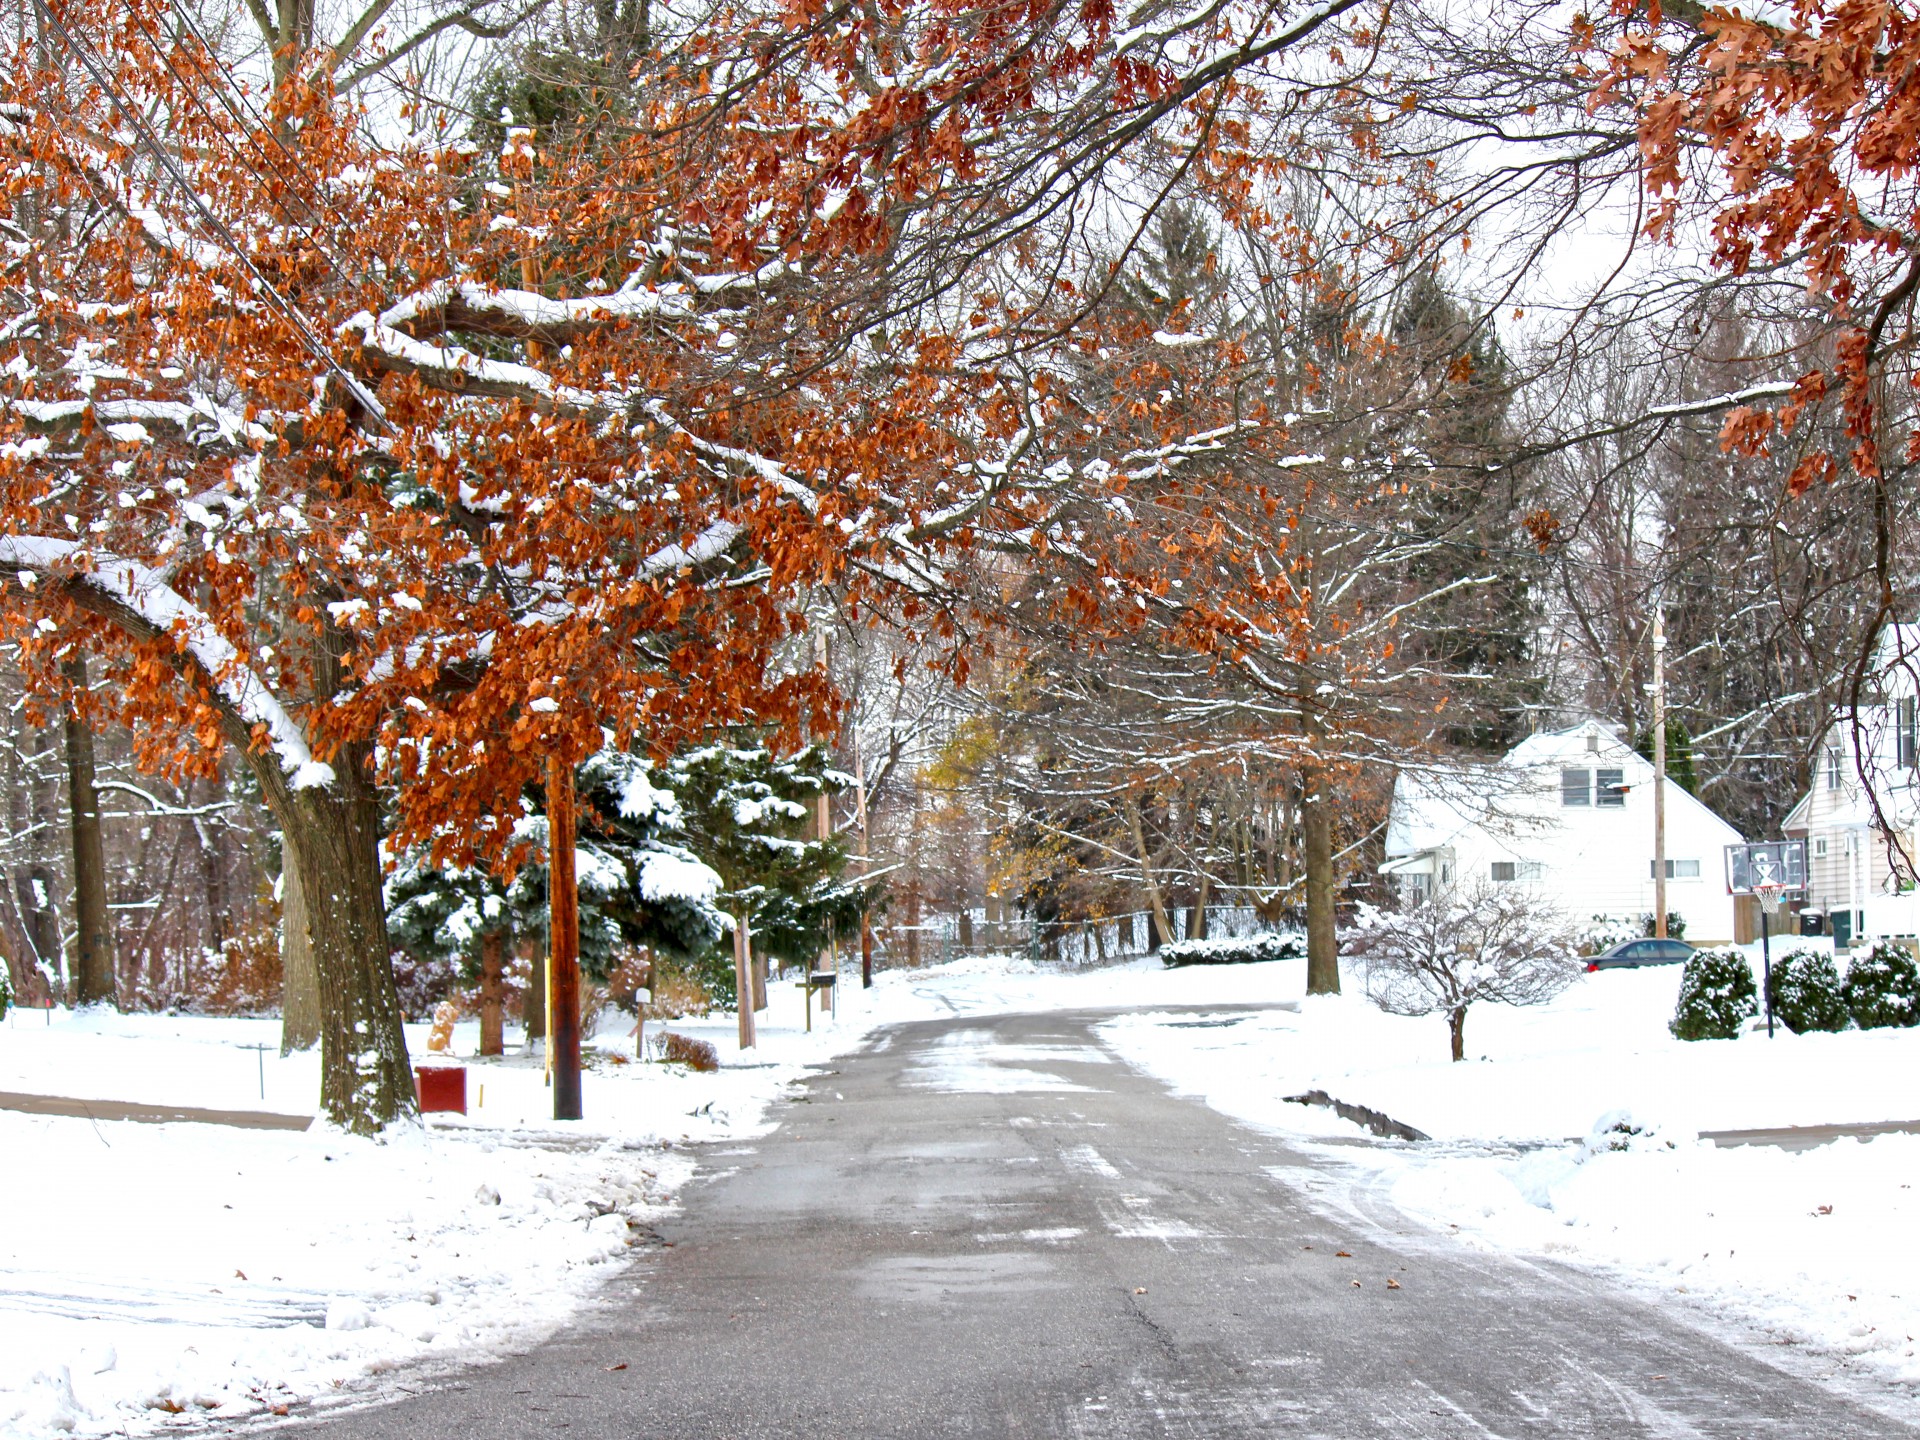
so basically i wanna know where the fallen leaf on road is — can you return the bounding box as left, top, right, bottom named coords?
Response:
left=1350, top=1280, right=1362, bottom=1288
left=1815, top=1205, right=1833, bottom=1216
left=234, top=1270, right=247, bottom=1280
left=1335, top=1251, right=1353, bottom=1258
left=1386, top=1279, right=1401, bottom=1290
left=605, top=1364, right=628, bottom=1372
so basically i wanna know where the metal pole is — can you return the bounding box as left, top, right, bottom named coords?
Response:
left=546, top=755, right=583, bottom=1119
left=1652, top=612, right=1668, bottom=939
left=1760, top=900, right=1775, bottom=1039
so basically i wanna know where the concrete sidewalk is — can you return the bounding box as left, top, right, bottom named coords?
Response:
left=0, top=1088, right=312, bottom=1130
left=1702, top=1118, right=1920, bottom=1151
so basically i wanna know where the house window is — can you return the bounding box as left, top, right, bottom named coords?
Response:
left=1815, top=837, right=1829, bottom=858
left=1596, top=768, right=1626, bottom=807
left=1561, top=768, right=1591, bottom=806
left=1491, top=861, right=1544, bottom=883
left=1650, top=858, right=1702, bottom=879
left=1901, top=698, right=1917, bottom=770
left=1586, top=732, right=1600, bottom=753
left=1827, top=746, right=1843, bottom=789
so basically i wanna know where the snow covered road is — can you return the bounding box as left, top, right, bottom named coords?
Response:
left=300, top=1006, right=1920, bottom=1439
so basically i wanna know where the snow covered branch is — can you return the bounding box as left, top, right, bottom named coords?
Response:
left=0, top=537, right=333, bottom=791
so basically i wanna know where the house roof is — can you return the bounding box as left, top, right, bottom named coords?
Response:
left=1383, top=724, right=1745, bottom=862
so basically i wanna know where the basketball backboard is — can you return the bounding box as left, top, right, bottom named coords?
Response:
left=1724, top=840, right=1807, bottom=896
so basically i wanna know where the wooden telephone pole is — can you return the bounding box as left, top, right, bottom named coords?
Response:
left=547, top=755, right=583, bottom=1120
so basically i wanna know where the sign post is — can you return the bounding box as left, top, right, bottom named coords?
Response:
left=1724, top=840, right=1807, bottom=1041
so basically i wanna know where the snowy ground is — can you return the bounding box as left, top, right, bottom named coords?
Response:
left=9, top=945, right=1920, bottom=1434
left=1096, top=949, right=1920, bottom=1396
left=0, top=983, right=889, bottom=1438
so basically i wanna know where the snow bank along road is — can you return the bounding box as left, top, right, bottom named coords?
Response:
left=300, top=1008, right=1920, bottom=1439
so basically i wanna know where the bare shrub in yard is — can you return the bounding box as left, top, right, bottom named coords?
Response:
left=1344, top=882, right=1582, bottom=1061
left=659, top=1032, right=720, bottom=1072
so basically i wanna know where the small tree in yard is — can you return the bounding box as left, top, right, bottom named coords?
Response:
left=1345, top=883, right=1581, bottom=1062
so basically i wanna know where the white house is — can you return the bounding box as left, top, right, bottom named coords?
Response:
left=1781, top=625, right=1920, bottom=946
left=1380, top=721, right=1746, bottom=944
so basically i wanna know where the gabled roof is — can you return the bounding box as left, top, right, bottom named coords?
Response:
left=1384, top=723, right=1745, bottom=861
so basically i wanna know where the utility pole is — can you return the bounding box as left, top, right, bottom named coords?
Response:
left=546, top=755, right=583, bottom=1120
left=1652, top=611, right=1668, bottom=939
left=732, top=908, right=756, bottom=1049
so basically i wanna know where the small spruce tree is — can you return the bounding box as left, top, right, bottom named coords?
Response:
left=1844, top=941, right=1920, bottom=1030
left=1765, top=948, right=1849, bottom=1034
left=1671, top=949, right=1758, bottom=1041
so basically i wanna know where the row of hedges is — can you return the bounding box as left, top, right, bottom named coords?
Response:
left=1671, top=941, right=1920, bottom=1040
left=1160, top=933, right=1308, bottom=967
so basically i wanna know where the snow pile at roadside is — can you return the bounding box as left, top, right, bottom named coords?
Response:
left=1385, top=1119, right=1920, bottom=1382
left=0, top=1117, right=683, bottom=1435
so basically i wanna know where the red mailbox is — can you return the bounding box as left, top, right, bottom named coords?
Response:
left=415, top=1065, right=467, bottom=1115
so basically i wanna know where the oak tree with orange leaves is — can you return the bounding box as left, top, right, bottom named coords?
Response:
left=1, top=0, right=1382, bottom=1126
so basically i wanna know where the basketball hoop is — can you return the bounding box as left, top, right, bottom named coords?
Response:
left=1755, top=879, right=1785, bottom=914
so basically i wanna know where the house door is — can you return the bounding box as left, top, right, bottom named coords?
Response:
left=1834, top=908, right=1853, bottom=948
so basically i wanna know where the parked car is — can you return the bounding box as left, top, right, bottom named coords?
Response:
left=1587, top=938, right=1695, bottom=972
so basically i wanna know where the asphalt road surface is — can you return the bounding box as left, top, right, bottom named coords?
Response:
left=302, top=1007, right=1920, bottom=1438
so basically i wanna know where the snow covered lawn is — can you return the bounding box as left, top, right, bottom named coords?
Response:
left=0, top=986, right=881, bottom=1438
left=1097, top=950, right=1920, bottom=1393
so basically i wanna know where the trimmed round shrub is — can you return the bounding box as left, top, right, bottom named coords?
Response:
left=1765, top=948, right=1849, bottom=1034
left=1671, top=948, right=1758, bottom=1041
left=1844, top=941, right=1920, bottom=1030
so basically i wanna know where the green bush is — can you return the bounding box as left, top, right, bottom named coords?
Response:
left=1766, top=948, right=1849, bottom=1034
left=0, top=964, right=10, bottom=1020
left=1161, top=933, right=1307, bottom=967
left=1844, top=941, right=1920, bottom=1030
left=1670, top=948, right=1758, bottom=1041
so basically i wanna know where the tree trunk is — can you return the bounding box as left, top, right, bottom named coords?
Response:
left=1127, top=798, right=1173, bottom=953
left=62, top=658, right=114, bottom=1008
left=1449, top=1005, right=1467, bottom=1063
left=1303, top=766, right=1340, bottom=995
left=1189, top=872, right=1211, bottom=941
left=279, top=847, right=321, bottom=1053
left=257, top=744, right=414, bottom=1133
left=523, top=937, right=546, bottom=1042
left=478, top=927, right=505, bottom=1057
